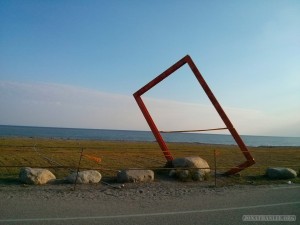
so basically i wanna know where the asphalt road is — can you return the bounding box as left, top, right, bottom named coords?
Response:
left=0, top=185, right=299, bottom=225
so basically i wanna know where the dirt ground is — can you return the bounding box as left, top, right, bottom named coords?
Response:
left=0, top=178, right=274, bottom=203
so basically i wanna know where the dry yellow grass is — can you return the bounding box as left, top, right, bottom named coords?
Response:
left=0, top=137, right=299, bottom=184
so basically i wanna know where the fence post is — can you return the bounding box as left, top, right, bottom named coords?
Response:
left=73, top=147, right=84, bottom=191
left=214, top=149, right=217, bottom=187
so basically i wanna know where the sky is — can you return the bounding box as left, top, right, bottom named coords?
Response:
left=0, top=0, right=299, bottom=137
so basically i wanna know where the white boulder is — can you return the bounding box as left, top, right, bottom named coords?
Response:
left=66, top=170, right=102, bottom=184
left=117, top=169, right=154, bottom=183
left=19, top=167, right=56, bottom=185
left=266, top=167, right=297, bottom=179
left=172, top=156, right=210, bottom=172
left=171, top=156, right=210, bottom=181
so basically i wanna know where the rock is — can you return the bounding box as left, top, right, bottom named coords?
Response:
left=192, top=170, right=206, bottom=181
left=172, top=156, right=210, bottom=172
left=66, top=170, right=102, bottom=184
left=171, top=156, right=210, bottom=181
left=266, top=167, right=297, bottom=179
left=177, top=170, right=190, bottom=181
left=117, top=169, right=154, bottom=183
left=19, top=167, right=56, bottom=185
left=169, top=169, right=177, bottom=177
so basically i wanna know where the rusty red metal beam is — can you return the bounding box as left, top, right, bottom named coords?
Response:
left=133, top=55, right=255, bottom=175
left=134, top=95, right=173, bottom=161
left=185, top=55, right=255, bottom=168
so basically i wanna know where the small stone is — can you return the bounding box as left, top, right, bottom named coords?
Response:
left=169, top=169, right=177, bottom=177
left=177, top=170, right=190, bottom=181
left=192, top=170, right=205, bottom=181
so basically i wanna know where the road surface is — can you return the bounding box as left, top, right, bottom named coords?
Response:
left=0, top=183, right=299, bottom=225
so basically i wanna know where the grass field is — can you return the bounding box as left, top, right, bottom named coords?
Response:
left=0, top=137, right=299, bottom=184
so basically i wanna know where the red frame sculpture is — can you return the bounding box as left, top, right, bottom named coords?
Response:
left=133, top=55, right=255, bottom=175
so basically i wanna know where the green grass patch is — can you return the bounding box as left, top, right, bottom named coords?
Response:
left=0, top=137, right=299, bottom=185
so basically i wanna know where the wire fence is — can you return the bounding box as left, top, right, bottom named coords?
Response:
left=0, top=142, right=299, bottom=187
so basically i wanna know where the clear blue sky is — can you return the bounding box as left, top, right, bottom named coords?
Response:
left=0, top=0, right=299, bottom=137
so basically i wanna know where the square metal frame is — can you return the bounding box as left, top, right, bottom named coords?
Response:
left=133, top=55, right=255, bottom=175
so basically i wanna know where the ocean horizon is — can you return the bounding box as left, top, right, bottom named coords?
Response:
left=0, top=125, right=300, bottom=147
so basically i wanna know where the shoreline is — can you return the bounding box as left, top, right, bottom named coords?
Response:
left=1, top=136, right=300, bottom=148
left=1, top=125, right=300, bottom=147
left=2, top=124, right=300, bottom=138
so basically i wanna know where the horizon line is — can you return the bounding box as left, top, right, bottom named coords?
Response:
left=1, top=124, right=299, bottom=139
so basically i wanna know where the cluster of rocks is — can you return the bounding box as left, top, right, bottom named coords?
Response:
left=19, top=156, right=211, bottom=185
left=19, top=167, right=102, bottom=185
left=18, top=167, right=156, bottom=185
left=19, top=158, right=298, bottom=186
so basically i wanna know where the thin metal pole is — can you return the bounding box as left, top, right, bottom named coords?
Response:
left=214, top=149, right=217, bottom=187
left=160, top=127, right=228, bottom=133
left=73, top=147, right=84, bottom=191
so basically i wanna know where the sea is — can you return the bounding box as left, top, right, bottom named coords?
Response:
left=0, top=125, right=300, bottom=147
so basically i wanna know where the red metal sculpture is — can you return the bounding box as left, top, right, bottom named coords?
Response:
left=133, top=55, right=255, bottom=175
